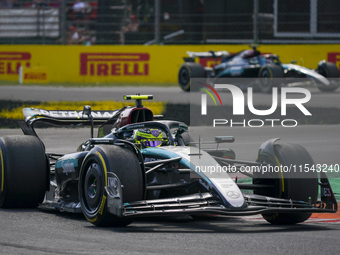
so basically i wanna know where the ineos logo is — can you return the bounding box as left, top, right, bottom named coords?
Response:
left=227, top=191, right=240, bottom=199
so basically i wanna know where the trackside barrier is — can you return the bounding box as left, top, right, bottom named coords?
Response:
left=1, top=45, right=340, bottom=84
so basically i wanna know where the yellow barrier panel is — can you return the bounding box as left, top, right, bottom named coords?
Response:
left=0, top=45, right=340, bottom=84
left=19, top=66, right=49, bottom=84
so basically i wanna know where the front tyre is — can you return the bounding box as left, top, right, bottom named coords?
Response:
left=79, top=145, right=144, bottom=227
left=254, top=143, right=318, bottom=224
left=258, top=64, right=284, bottom=93
left=0, top=135, right=48, bottom=208
left=316, top=61, right=339, bottom=92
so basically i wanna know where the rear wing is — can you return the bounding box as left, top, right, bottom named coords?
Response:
left=23, top=108, right=118, bottom=122
left=20, top=94, right=156, bottom=138
left=20, top=107, right=120, bottom=137
left=186, top=50, right=230, bottom=59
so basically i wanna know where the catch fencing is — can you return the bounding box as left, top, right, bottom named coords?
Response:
left=0, top=0, right=339, bottom=45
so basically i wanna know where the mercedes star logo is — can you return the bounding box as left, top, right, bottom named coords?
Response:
left=227, top=191, right=240, bottom=199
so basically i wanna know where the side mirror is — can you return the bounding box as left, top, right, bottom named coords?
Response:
left=215, top=136, right=235, bottom=143
left=83, top=105, right=92, bottom=116
left=83, top=105, right=94, bottom=138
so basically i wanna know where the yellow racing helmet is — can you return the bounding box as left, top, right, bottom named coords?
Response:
left=133, top=128, right=165, bottom=148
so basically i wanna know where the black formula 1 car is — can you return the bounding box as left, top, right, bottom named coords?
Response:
left=0, top=95, right=337, bottom=226
left=178, top=47, right=340, bottom=93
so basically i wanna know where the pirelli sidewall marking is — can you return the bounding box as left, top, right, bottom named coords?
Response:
left=0, top=45, right=340, bottom=83
left=84, top=150, right=108, bottom=223
left=95, top=150, right=108, bottom=216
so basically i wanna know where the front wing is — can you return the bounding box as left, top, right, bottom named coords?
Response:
left=105, top=172, right=338, bottom=219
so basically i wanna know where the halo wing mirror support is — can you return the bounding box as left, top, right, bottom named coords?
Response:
left=83, top=105, right=94, bottom=138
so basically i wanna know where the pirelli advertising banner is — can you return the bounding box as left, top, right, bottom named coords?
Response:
left=1, top=45, right=340, bottom=84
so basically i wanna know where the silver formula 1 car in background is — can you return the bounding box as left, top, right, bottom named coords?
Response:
left=0, top=95, right=337, bottom=227
left=178, top=46, right=340, bottom=92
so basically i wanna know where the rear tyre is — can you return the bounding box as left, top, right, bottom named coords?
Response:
left=316, top=61, right=339, bottom=92
left=258, top=64, right=284, bottom=93
left=254, top=143, right=318, bottom=224
left=79, top=145, right=144, bottom=227
left=178, top=63, right=205, bottom=92
left=0, top=135, right=48, bottom=208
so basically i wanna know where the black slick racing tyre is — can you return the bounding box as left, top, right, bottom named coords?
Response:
left=178, top=62, right=205, bottom=92
left=258, top=64, right=284, bottom=93
left=79, top=145, right=144, bottom=227
left=0, top=135, right=48, bottom=208
left=316, top=61, right=339, bottom=92
left=254, top=143, right=318, bottom=224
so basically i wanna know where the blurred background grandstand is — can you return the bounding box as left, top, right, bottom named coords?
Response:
left=0, top=0, right=339, bottom=45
